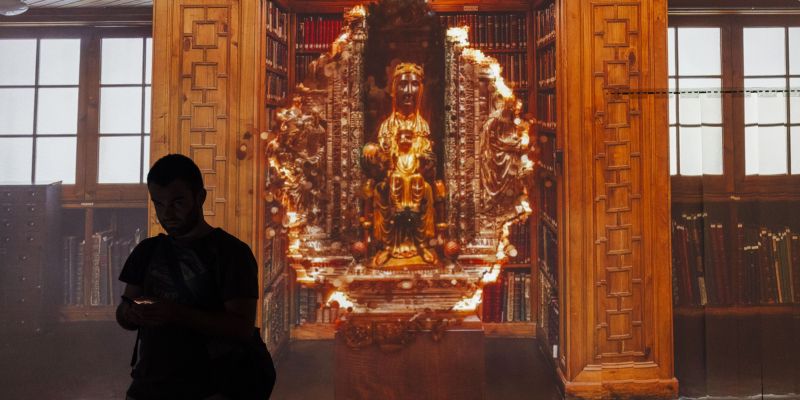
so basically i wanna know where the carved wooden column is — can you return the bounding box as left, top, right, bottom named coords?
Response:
left=150, top=0, right=260, bottom=248
left=558, top=0, right=677, bottom=397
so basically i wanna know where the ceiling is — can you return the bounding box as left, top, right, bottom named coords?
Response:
left=24, top=0, right=152, bottom=7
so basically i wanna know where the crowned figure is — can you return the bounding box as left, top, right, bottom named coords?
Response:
left=361, top=62, right=446, bottom=268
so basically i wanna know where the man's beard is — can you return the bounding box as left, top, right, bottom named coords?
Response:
left=163, top=207, right=202, bottom=237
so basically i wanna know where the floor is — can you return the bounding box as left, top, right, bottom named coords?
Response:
left=0, top=322, right=563, bottom=400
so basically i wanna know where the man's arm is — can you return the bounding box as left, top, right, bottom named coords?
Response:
left=135, top=297, right=257, bottom=341
left=116, top=284, right=144, bottom=331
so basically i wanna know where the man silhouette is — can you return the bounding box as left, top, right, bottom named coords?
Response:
left=116, top=154, right=274, bottom=399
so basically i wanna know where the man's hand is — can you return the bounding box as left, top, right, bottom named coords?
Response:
left=132, top=299, right=186, bottom=327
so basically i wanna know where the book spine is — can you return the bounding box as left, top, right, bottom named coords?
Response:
left=792, top=234, right=800, bottom=303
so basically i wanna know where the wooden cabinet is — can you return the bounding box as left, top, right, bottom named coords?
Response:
left=0, top=184, right=61, bottom=334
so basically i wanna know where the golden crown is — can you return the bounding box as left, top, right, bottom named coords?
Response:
left=393, top=63, right=424, bottom=79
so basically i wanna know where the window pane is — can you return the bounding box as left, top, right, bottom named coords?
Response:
left=745, top=126, right=788, bottom=175
left=0, top=137, right=32, bottom=184
left=0, top=88, right=34, bottom=135
left=745, top=127, right=758, bottom=175
left=98, top=136, right=142, bottom=183
left=792, top=127, right=800, bottom=175
left=679, top=127, right=703, bottom=176
left=678, top=78, right=722, bottom=125
left=35, top=137, right=76, bottom=184
left=701, top=126, right=723, bottom=175
left=744, top=28, right=786, bottom=76
left=668, top=78, right=676, bottom=125
left=744, top=78, right=787, bottom=125
left=677, top=28, right=720, bottom=76
left=0, top=39, right=36, bottom=85
left=791, top=28, right=800, bottom=75
left=143, top=135, right=150, bottom=181
left=668, top=28, right=675, bottom=77
left=145, top=38, right=153, bottom=85
left=669, top=126, right=677, bottom=176
left=144, top=86, right=151, bottom=134
left=100, top=87, right=142, bottom=134
left=791, top=78, right=799, bottom=123
left=37, top=87, right=79, bottom=135
left=38, top=39, right=81, bottom=86
left=101, top=38, right=143, bottom=85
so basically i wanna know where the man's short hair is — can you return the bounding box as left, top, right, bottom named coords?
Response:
left=147, top=154, right=205, bottom=195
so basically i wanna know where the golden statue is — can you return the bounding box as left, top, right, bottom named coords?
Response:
left=361, top=63, right=445, bottom=268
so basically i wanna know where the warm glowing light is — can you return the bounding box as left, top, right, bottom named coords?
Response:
left=453, top=289, right=484, bottom=311
left=287, top=211, right=299, bottom=225
left=462, top=48, right=486, bottom=63
left=348, top=4, right=366, bottom=18
left=327, top=291, right=355, bottom=308
left=520, top=134, right=530, bottom=146
left=482, top=265, right=501, bottom=283
left=290, top=238, right=301, bottom=251
left=447, top=26, right=470, bottom=46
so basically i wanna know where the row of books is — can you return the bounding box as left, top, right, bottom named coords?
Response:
left=537, top=133, right=556, bottom=175
left=493, top=53, right=528, bottom=89
left=265, top=72, right=288, bottom=104
left=439, top=13, right=528, bottom=50
left=536, top=93, right=557, bottom=125
left=263, top=232, right=287, bottom=289
left=262, top=273, right=288, bottom=353
left=671, top=213, right=800, bottom=306
left=539, top=179, right=557, bottom=229
left=538, top=221, right=558, bottom=288
left=294, top=54, right=317, bottom=85
left=295, top=15, right=344, bottom=51
left=295, top=285, right=339, bottom=325
left=62, top=228, right=143, bottom=306
left=481, top=270, right=532, bottom=323
left=266, top=1, right=290, bottom=41
left=534, top=2, right=556, bottom=43
left=266, top=37, right=288, bottom=73
left=537, top=46, right=556, bottom=85
left=539, top=271, right=560, bottom=352
left=507, top=218, right=532, bottom=264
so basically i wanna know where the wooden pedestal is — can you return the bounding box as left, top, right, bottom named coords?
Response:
left=334, top=323, right=486, bottom=400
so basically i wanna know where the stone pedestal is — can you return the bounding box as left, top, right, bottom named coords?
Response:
left=334, top=318, right=486, bottom=400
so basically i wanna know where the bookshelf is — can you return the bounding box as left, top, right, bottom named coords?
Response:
left=532, top=0, right=560, bottom=363
left=264, top=0, right=290, bottom=131
left=58, top=203, right=146, bottom=322
left=438, top=12, right=531, bottom=113
left=294, top=13, right=344, bottom=86
left=439, top=9, right=536, bottom=335
left=671, top=198, right=800, bottom=310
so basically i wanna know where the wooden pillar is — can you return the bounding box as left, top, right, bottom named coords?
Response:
left=149, top=0, right=260, bottom=248
left=558, top=0, right=677, bottom=397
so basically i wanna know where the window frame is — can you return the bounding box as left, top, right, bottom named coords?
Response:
left=669, top=14, right=800, bottom=199
left=0, top=25, right=152, bottom=205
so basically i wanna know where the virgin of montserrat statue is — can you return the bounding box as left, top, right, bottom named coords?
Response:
left=361, top=63, right=447, bottom=268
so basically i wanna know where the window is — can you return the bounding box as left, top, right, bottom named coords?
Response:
left=668, top=27, right=724, bottom=176
left=669, top=15, right=800, bottom=195
left=743, top=27, right=800, bottom=175
left=98, top=37, right=152, bottom=183
left=0, top=38, right=81, bottom=184
left=0, top=28, right=152, bottom=201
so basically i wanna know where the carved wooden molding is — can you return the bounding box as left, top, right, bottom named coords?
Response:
left=560, top=0, right=676, bottom=397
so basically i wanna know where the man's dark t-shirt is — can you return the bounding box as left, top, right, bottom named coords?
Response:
left=119, top=228, right=259, bottom=400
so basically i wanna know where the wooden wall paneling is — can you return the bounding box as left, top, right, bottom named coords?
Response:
left=150, top=0, right=259, bottom=250
left=559, top=0, right=677, bottom=398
